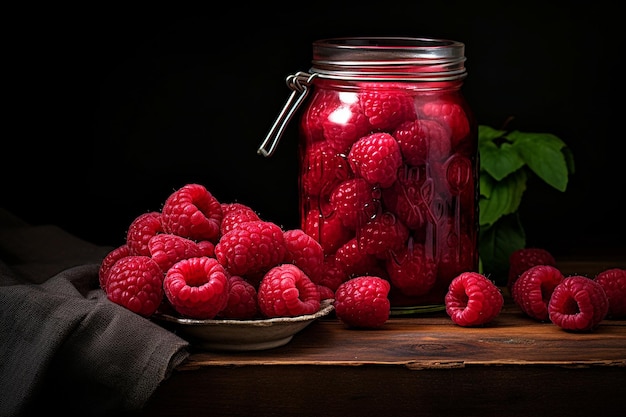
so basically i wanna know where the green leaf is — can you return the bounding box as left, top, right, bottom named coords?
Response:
left=478, top=169, right=528, bottom=227
left=478, top=125, right=507, bottom=144
left=478, top=213, right=526, bottom=285
left=479, top=140, right=526, bottom=181
left=507, top=131, right=570, bottom=191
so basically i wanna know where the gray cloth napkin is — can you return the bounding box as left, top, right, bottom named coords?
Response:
left=0, top=209, right=190, bottom=417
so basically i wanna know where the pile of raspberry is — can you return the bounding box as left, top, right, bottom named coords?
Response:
left=508, top=248, right=625, bottom=332
left=99, top=183, right=390, bottom=327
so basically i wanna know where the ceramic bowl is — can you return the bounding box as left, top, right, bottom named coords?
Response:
left=153, top=299, right=334, bottom=351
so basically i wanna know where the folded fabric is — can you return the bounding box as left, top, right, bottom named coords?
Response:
left=0, top=209, right=190, bottom=417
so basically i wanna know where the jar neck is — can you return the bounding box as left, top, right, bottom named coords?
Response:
left=310, top=37, right=467, bottom=83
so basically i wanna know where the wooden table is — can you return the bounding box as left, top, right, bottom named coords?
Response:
left=141, top=259, right=626, bottom=417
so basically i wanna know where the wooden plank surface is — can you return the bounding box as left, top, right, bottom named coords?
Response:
left=141, top=259, right=626, bottom=417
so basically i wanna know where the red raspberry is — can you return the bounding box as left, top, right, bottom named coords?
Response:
left=356, top=212, right=409, bottom=258
left=419, top=97, right=470, bottom=148
left=322, top=98, right=372, bottom=154
left=148, top=233, right=204, bottom=273
left=283, top=229, right=325, bottom=283
left=163, top=256, right=230, bottom=319
left=594, top=268, right=626, bottom=319
left=393, top=119, right=451, bottom=165
left=445, top=272, right=503, bottom=327
left=329, top=178, right=377, bottom=230
left=303, top=208, right=352, bottom=255
left=214, top=220, right=286, bottom=276
left=334, top=276, right=391, bottom=328
left=382, top=165, right=432, bottom=230
left=348, top=132, right=403, bottom=188
left=359, top=86, right=416, bottom=131
left=257, top=264, right=321, bottom=318
left=301, top=89, right=339, bottom=142
left=548, top=276, right=609, bottom=332
left=386, top=242, right=437, bottom=297
left=218, top=275, right=259, bottom=319
left=126, top=211, right=163, bottom=256
left=334, top=238, right=384, bottom=278
left=197, top=240, right=215, bottom=258
left=99, top=244, right=131, bottom=289
left=316, top=258, right=349, bottom=292
left=507, top=247, right=557, bottom=293
left=220, top=202, right=261, bottom=235
left=106, top=255, right=164, bottom=317
left=317, top=284, right=335, bottom=300
left=161, top=183, right=223, bottom=243
left=301, top=141, right=351, bottom=198
left=512, top=265, right=564, bottom=321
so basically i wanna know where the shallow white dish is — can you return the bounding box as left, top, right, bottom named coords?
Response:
left=153, top=299, right=334, bottom=351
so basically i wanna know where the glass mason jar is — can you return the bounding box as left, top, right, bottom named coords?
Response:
left=259, top=37, right=478, bottom=311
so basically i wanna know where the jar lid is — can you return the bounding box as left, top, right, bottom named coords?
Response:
left=310, top=37, right=467, bottom=82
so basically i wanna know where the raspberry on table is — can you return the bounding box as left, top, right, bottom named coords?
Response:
left=334, top=276, right=391, bottom=328
left=163, top=256, right=230, bottom=319
left=512, top=265, right=564, bottom=321
left=386, top=242, right=437, bottom=297
left=507, top=247, right=557, bottom=293
left=105, top=255, right=164, bottom=317
left=148, top=233, right=204, bottom=273
left=445, top=272, right=504, bottom=327
left=348, top=132, right=403, bottom=188
left=99, top=244, right=131, bottom=289
left=283, top=228, right=325, bottom=283
left=220, top=202, right=261, bottom=235
left=217, top=275, right=259, bottom=319
left=161, top=183, right=223, bottom=243
left=594, top=268, right=626, bottom=319
left=214, top=220, right=287, bottom=277
left=126, top=211, right=164, bottom=256
left=257, top=264, right=321, bottom=318
left=548, top=275, right=609, bottom=332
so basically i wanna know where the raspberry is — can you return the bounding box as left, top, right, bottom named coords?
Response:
left=99, top=244, right=131, bottom=289
left=334, top=238, right=384, bottom=278
left=507, top=247, right=557, bottom=293
left=393, top=119, right=451, bottom=165
left=126, top=211, right=163, bottom=256
left=356, top=211, right=409, bottom=258
left=419, top=98, right=470, bottom=148
left=316, top=258, right=348, bottom=292
left=218, top=275, right=259, bottom=319
left=548, top=276, right=609, bottom=332
left=163, top=256, right=230, bottom=319
left=382, top=165, right=432, bottom=230
left=322, top=99, right=372, bottom=154
left=594, top=268, right=626, bottom=319
left=148, top=233, right=204, bottom=273
left=386, top=242, right=437, bottom=297
left=348, top=132, right=403, bottom=188
left=329, top=178, right=377, bottom=230
left=334, top=276, right=391, bottom=328
left=257, top=264, right=321, bottom=318
left=301, top=141, right=351, bottom=198
left=301, top=89, right=339, bottom=142
left=283, top=229, right=325, bottom=283
left=359, top=86, right=416, bottom=131
left=197, top=240, right=215, bottom=258
left=445, top=272, right=503, bottom=327
left=214, top=220, right=286, bottom=276
left=106, top=255, right=164, bottom=317
left=220, top=202, right=261, bottom=235
left=317, top=284, right=335, bottom=300
left=161, top=183, right=223, bottom=243
left=512, top=265, right=564, bottom=321
left=303, top=208, right=352, bottom=255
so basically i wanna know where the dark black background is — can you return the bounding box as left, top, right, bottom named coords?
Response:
left=3, top=2, right=624, bottom=258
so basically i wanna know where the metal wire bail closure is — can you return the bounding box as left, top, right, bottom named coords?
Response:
left=257, top=71, right=317, bottom=157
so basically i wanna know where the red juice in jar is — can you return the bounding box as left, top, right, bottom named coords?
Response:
left=260, top=37, right=478, bottom=311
